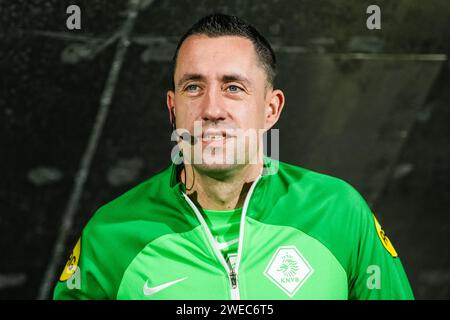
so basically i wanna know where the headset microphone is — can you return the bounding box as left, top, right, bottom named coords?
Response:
left=170, top=107, right=198, bottom=144
left=171, top=107, right=177, bottom=131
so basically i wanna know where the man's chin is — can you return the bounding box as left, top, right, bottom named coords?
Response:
left=191, top=157, right=245, bottom=177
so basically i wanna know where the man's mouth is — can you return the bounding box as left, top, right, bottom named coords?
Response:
left=201, top=129, right=235, bottom=144
left=202, top=132, right=226, bottom=142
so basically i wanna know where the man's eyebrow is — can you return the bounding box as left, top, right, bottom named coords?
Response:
left=221, top=74, right=251, bottom=84
left=176, top=73, right=252, bottom=88
left=177, top=73, right=205, bottom=87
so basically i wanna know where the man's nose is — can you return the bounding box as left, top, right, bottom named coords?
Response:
left=200, top=86, right=227, bottom=123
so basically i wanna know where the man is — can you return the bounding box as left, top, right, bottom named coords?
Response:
left=54, top=14, right=414, bottom=300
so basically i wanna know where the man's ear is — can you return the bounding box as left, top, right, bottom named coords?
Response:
left=167, top=90, right=176, bottom=124
left=264, top=89, right=285, bottom=130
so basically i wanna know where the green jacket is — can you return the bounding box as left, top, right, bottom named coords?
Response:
left=54, top=157, right=414, bottom=300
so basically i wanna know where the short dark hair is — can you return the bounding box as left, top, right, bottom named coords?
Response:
left=171, top=13, right=277, bottom=90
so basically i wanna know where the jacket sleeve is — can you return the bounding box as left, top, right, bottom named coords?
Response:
left=347, top=198, right=414, bottom=300
left=53, top=228, right=110, bottom=300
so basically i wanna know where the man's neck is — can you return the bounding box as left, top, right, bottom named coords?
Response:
left=180, top=163, right=263, bottom=211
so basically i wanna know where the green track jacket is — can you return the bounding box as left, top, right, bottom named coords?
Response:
left=54, top=157, right=414, bottom=300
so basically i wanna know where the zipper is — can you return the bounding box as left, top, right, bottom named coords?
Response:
left=229, top=269, right=238, bottom=300
left=181, top=173, right=262, bottom=300
left=230, top=270, right=237, bottom=287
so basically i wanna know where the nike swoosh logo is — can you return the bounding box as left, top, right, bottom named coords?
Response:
left=215, top=237, right=239, bottom=250
left=143, top=277, right=188, bottom=296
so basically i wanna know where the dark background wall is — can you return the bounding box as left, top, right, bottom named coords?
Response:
left=1, top=0, right=449, bottom=299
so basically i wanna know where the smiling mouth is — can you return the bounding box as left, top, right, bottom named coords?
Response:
left=202, top=132, right=226, bottom=142
left=201, top=129, right=236, bottom=143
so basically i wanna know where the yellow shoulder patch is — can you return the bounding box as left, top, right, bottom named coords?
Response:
left=59, top=238, right=81, bottom=281
left=373, top=214, right=398, bottom=258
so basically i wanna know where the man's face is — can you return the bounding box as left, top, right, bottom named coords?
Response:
left=167, top=35, right=282, bottom=175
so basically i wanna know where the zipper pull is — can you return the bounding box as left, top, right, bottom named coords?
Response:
left=230, top=270, right=237, bottom=289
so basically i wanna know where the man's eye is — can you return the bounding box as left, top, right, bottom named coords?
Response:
left=186, top=84, right=200, bottom=92
left=227, top=85, right=242, bottom=93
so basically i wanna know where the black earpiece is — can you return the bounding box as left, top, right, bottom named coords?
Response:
left=171, top=107, right=176, bottom=131
left=170, top=107, right=196, bottom=144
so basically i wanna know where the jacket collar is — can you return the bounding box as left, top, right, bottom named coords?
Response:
left=169, top=155, right=278, bottom=190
